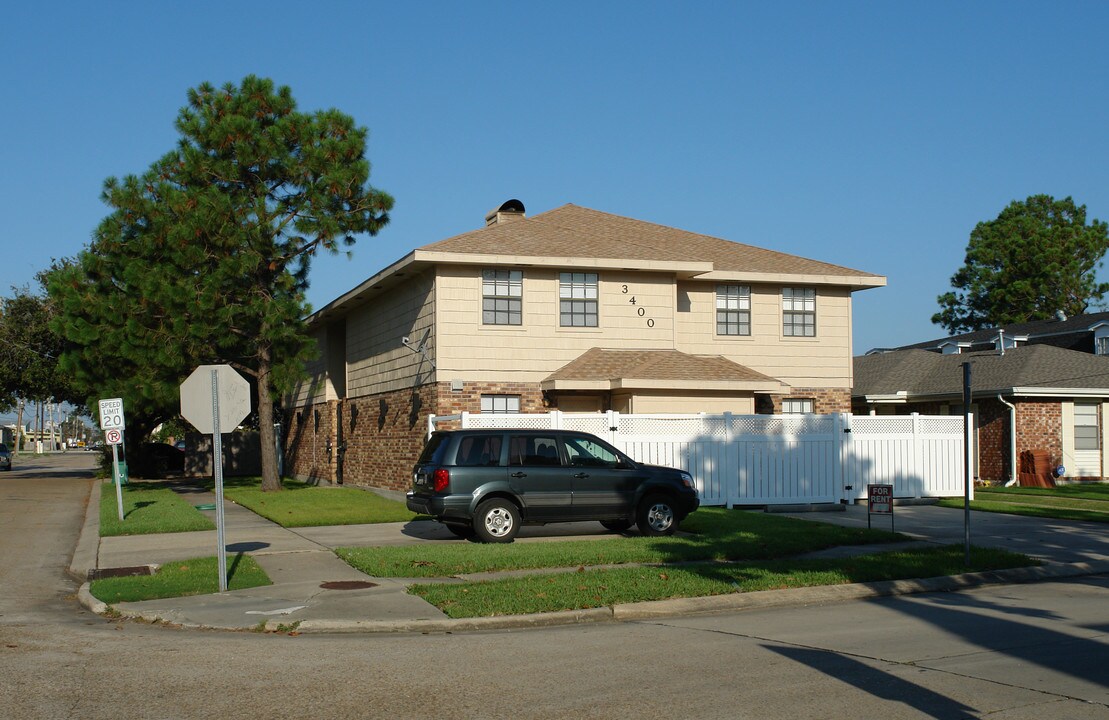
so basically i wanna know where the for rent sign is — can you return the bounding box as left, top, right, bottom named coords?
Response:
left=867, top=483, right=894, bottom=531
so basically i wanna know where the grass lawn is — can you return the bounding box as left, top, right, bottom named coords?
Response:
left=89, top=555, right=271, bottom=603
left=410, top=545, right=1034, bottom=618
left=214, top=477, right=419, bottom=527
left=336, top=508, right=906, bottom=578
left=937, top=484, right=1109, bottom=523
left=99, top=481, right=216, bottom=536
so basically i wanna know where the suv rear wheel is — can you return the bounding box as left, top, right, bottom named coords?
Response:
left=636, top=494, right=678, bottom=536
left=473, top=498, right=520, bottom=543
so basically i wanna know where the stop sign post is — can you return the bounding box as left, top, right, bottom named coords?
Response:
left=98, top=398, right=127, bottom=521
left=180, top=365, right=252, bottom=592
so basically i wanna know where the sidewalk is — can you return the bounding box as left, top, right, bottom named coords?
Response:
left=71, top=486, right=1109, bottom=634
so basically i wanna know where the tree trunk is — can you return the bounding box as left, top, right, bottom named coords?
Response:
left=257, top=344, right=281, bottom=492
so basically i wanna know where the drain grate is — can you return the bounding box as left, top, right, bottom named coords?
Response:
left=88, top=565, right=156, bottom=580
left=319, top=580, right=377, bottom=590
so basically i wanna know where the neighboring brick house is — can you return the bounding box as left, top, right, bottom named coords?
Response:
left=853, top=345, right=1109, bottom=483
left=284, top=200, right=886, bottom=490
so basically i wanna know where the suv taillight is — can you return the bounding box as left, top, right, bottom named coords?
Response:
left=432, top=468, right=450, bottom=492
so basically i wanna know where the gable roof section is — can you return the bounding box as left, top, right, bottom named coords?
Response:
left=542, top=348, right=789, bottom=393
left=418, top=204, right=885, bottom=286
left=312, top=203, right=886, bottom=323
left=854, top=345, right=1109, bottom=401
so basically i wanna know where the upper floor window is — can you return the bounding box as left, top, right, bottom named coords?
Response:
left=1097, top=337, right=1109, bottom=356
left=782, top=287, right=816, bottom=337
left=716, top=284, right=751, bottom=336
left=560, top=272, right=598, bottom=327
left=482, top=269, right=522, bottom=325
left=480, top=395, right=520, bottom=414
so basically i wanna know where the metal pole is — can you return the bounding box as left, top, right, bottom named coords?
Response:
left=211, top=369, right=227, bottom=593
left=112, top=442, right=124, bottom=522
left=962, top=361, right=972, bottom=565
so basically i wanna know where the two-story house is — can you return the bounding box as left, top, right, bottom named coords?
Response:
left=284, top=200, right=886, bottom=490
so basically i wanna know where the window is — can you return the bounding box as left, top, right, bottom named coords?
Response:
left=482, top=269, right=522, bottom=325
left=1074, top=403, right=1100, bottom=451
left=480, top=395, right=520, bottom=414
left=509, top=435, right=561, bottom=466
left=1097, top=337, right=1109, bottom=356
left=716, top=284, right=751, bottom=336
left=559, top=272, right=598, bottom=327
left=782, top=287, right=816, bottom=337
left=455, top=435, right=503, bottom=467
left=563, top=436, right=622, bottom=468
left=782, top=398, right=814, bottom=414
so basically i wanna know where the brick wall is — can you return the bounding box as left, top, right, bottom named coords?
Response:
left=763, top=388, right=851, bottom=414
left=284, top=380, right=548, bottom=492
left=1014, top=399, right=1063, bottom=466
left=975, top=399, right=1010, bottom=482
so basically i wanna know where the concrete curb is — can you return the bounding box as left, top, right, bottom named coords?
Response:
left=80, top=558, right=1109, bottom=634
left=68, top=477, right=101, bottom=583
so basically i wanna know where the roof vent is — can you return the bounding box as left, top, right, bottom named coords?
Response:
left=1055, top=310, right=1067, bottom=322
left=485, top=199, right=526, bottom=226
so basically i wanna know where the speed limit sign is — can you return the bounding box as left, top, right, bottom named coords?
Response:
left=98, top=398, right=125, bottom=430
left=105, top=428, right=123, bottom=446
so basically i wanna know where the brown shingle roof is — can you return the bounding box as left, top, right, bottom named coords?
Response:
left=543, top=348, right=785, bottom=391
left=421, top=204, right=883, bottom=280
left=854, top=345, right=1109, bottom=399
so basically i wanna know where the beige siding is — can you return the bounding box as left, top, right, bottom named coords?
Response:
left=286, top=327, right=331, bottom=407
left=674, top=281, right=854, bottom=389
left=437, top=266, right=676, bottom=380
left=345, top=270, right=437, bottom=398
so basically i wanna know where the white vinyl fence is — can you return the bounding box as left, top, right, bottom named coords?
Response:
left=429, top=411, right=973, bottom=507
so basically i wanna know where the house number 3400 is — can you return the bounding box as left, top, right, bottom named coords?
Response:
left=621, top=285, right=655, bottom=328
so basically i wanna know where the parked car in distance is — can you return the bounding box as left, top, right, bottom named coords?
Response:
left=0, top=443, right=11, bottom=471
left=407, top=429, right=700, bottom=543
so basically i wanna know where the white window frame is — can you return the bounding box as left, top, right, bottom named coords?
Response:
left=482, top=269, right=522, bottom=326
left=481, top=395, right=520, bottom=414
left=559, top=272, right=598, bottom=327
left=716, top=284, right=751, bottom=336
left=1096, top=336, right=1109, bottom=356
left=782, top=287, right=816, bottom=337
left=782, top=398, right=814, bottom=414
left=1074, top=402, right=1100, bottom=451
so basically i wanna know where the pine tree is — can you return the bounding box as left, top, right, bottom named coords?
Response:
left=934, top=195, right=1109, bottom=334
left=47, top=76, right=392, bottom=489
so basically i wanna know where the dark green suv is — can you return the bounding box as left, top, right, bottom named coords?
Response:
left=406, top=429, right=700, bottom=543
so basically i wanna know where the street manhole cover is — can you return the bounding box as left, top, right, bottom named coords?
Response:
left=319, top=581, right=377, bottom=590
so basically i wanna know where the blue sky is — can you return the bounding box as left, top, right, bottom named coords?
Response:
left=3, top=1, right=1108, bottom=401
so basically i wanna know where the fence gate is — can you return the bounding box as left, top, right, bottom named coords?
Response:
left=429, top=411, right=972, bottom=507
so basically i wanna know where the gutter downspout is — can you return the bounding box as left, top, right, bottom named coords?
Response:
left=998, top=394, right=1017, bottom=486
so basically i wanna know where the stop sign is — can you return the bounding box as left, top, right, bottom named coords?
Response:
left=180, top=365, right=252, bottom=434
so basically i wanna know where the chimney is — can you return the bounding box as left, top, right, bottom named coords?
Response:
left=485, top=199, right=526, bottom=226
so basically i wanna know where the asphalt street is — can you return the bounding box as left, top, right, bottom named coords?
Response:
left=1, top=452, right=1107, bottom=719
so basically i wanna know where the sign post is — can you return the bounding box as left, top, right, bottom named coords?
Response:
left=180, top=365, right=251, bottom=593
left=867, top=483, right=894, bottom=532
left=98, top=398, right=126, bottom=521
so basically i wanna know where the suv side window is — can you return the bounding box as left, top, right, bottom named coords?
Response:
left=508, top=435, right=562, bottom=466
left=563, top=437, right=621, bottom=468
left=454, top=435, right=503, bottom=467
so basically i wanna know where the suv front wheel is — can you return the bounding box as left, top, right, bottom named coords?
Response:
left=473, top=498, right=520, bottom=543
left=636, top=494, right=678, bottom=536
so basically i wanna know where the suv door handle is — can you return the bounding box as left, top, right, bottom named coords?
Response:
left=574, top=472, right=589, bottom=479
left=511, top=472, right=527, bottom=478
